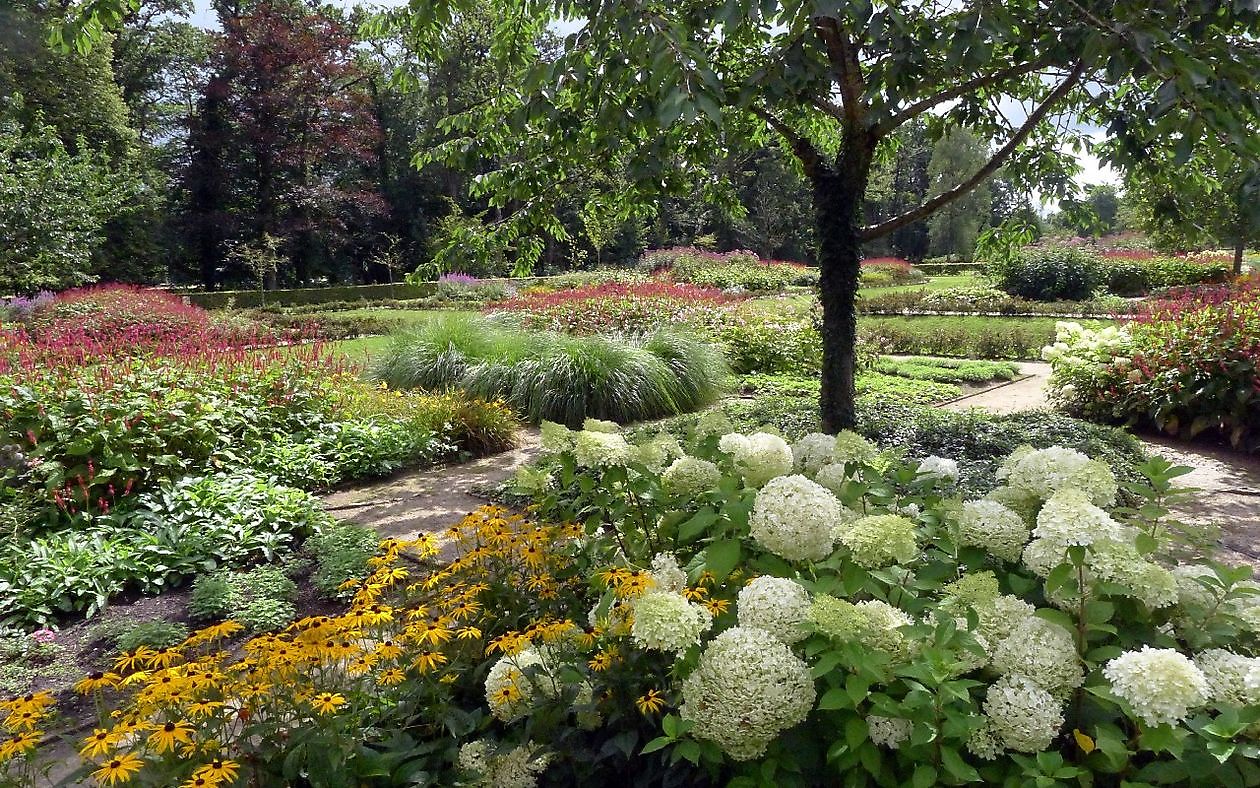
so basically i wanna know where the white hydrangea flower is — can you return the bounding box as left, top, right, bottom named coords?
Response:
left=661, top=455, right=721, bottom=496
left=719, top=431, right=795, bottom=487
left=984, top=484, right=1042, bottom=525
left=975, top=595, right=1037, bottom=644
left=1066, top=459, right=1119, bottom=508
left=814, top=462, right=852, bottom=495
left=459, top=741, right=552, bottom=788
left=695, top=411, right=735, bottom=439
left=649, top=553, right=688, bottom=594
left=680, top=627, right=816, bottom=760
left=631, top=434, right=684, bottom=472
left=737, top=576, right=811, bottom=644
left=458, top=741, right=490, bottom=774
left=792, top=433, right=836, bottom=476
left=582, top=417, right=620, bottom=433
left=957, top=499, right=1031, bottom=563
left=1194, top=649, right=1260, bottom=706
left=1088, top=540, right=1178, bottom=609
left=966, top=721, right=1004, bottom=760
left=809, top=596, right=915, bottom=660
left=1104, top=647, right=1208, bottom=726
left=996, top=445, right=1036, bottom=482
left=990, top=616, right=1083, bottom=695
left=891, top=502, right=921, bottom=519
left=1032, top=488, right=1126, bottom=548
left=917, top=455, right=959, bottom=481
left=833, top=430, right=879, bottom=465
left=539, top=420, right=574, bottom=454
left=485, top=648, right=556, bottom=721
left=572, top=430, right=632, bottom=467
left=630, top=590, right=712, bottom=654
left=1004, top=446, right=1091, bottom=500
left=749, top=474, right=843, bottom=562
left=867, top=716, right=913, bottom=749
left=836, top=514, right=919, bottom=568
left=983, top=674, right=1064, bottom=753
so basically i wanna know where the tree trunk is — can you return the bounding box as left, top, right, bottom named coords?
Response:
left=1235, top=229, right=1246, bottom=277
left=814, top=170, right=868, bottom=433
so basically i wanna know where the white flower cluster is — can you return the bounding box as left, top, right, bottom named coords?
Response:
left=719, top=431, right=794, bottom=487
left=680, top=627, right=816, bottom=760
left=661, top=456, right=721, bottom=495
left=835, top=514, right=919, bottom=568
left=1194, top=649, right=1260, bottom=706
left=867, top=716, right=913, bottom=749
left=572, top=429, right=632, bottom=468
left=1087, top=540, right=1178, bottom=609
left=998, top=446, right=1117, bottom=507
left=957, top=499, right=1030, bottom=563
left=630, top=590, right=712, bottom=654
left=649, top=552, right=687, bottom=594
left=1022, top=488, right=1132, bottom=579
left=832, top=430, right=879, bottom=465
left=458, top=740, right=551, bottom=788
left=485, top=648, right=557, bottom=721
left=539, top=420, right=574, bottom=454
left=810, top=595, right=915, bottom=661
left=631, top=433, right=684, bottom=472
left=1103, top=647, right=1208, bottom=726
left=792, top=433, right=836, bottom=476
left=990, top=616, right=1083, bottom=696
left=1041, top=322, right=1133, bottom=392
left=917, top=455, right=959, bottom=481
left=982, top=674, right=1064, bottom=753
left=737, top=576, right=811, bottom=644
left=582, top=417, right=620, bottom=433
left=749, top=474, right=843, bottom=561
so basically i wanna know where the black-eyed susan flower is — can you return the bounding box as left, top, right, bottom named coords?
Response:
left=0, top=729, right=41, bottom=762
left=191, top=758, right=240, bottom=784
left=186, top=700, right=223, bottom=719
left=147, top=720, right=195, bottom=753
left=588, top=648, right=617, bottom=671
left=411, top=650, right=448, bottom=673
left=374, top=641, right=404, bottom=661
left=91, top=752, right=144, bottom=785
left=636, top=689, right=666, bottom=715
left=377, top=668, right=406, bottom=686
left=114, top=647, right=157, bottom=673
left=79, top=728, right=118, bottom=758
left=704, top=598, right=731, bottom=616
left=74, top=671, right=122, bottom=695
left=310, top=692, right=346, bottom=715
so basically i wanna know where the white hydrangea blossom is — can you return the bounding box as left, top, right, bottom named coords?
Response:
left=1194, top=649, right=1260, bottom=706
left=1088, top=540, right=1179, bottom=609
left=1003, top=446, right=1091, bottom=500
left=990, top=616, right=1084, bottom=695
left=983, top=674, right=1064, bottom=753
left=737, top=576, right=812, bottom=644
left=976, top=595, right=1037, bottom=644
left=835, top=514, right=919, bottom=568
left=966, top=722, right=1004, bottom=760
left=957, top=500, right=1031, bottom=563
left=680, top=627, right=816, bottom=760
left=809, top=596, right=915, bottom=660
left=582, top=417, right=620, bottom=433
left=485, top=648, right=557, bottom=721
left=695, top=411, right=735, bottom=439
left=661, top=456, right=721, bottom=495
left=719, top=432, right=794, bottom=487
left=572, top=430, right=632, bottom=467
left=649, top=553, right=688, bottom=594
left=814, top=462, right=852, bottom=495
left=917, top=455, right=960, bottom=481
left=984, top=484, right=1042, bottom=525
left=631, top=434, right=684, bottom=472
left=538, top=420, right=574, bottom=454
left=1103, top=647, right=1208, bottom=726
left=792, top=433, right=836, bottom=476
left=867, top=716, right=913, bottom=749
left=459, top=741, right=552, bottom=788
left=833, top=430, right=879, bottom=465
left=1032, top=488, right=1126, bottom=548
left=630, top=590, right=712, bottom=654
left=748, top=475, right=843, bottom=562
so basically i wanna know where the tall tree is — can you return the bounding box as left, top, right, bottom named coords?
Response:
left=926, top=127, right=991, bottom=260
left=393, top=1, right=1260, bottom=431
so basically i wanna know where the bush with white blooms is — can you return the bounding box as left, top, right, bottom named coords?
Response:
left=487, top=419, right=1260, bottom=786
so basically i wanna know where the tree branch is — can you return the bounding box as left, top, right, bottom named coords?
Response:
left=878, top=57, right=1055, bottom=135
left=749, top=105, right=824, bottom=177
left=813, top=16, right=864, bottom=126
left=861, top=61, right=1087, bottom=241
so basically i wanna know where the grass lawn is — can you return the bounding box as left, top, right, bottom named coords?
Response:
left=859, top=273, right=987, bottom=295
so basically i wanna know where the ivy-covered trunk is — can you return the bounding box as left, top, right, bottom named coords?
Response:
left=813, top=164, right=870, bottom=433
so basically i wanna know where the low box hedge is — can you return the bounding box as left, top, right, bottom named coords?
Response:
left=184, top=282, right=439, bottom=309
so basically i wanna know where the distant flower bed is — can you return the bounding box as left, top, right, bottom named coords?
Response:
left=1044, top=281, right=1260, bottom=450
left=642, top=247, right=818, bottom=291
left=860, top=257, right=927, bottom=287
left=488, top=281, right=741, bottom=335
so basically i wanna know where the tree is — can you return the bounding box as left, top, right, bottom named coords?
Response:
left=926, top=127, right=992, bottom=260
left=394, top=1, right=1260, bottom=431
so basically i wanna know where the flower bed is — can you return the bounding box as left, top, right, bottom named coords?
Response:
left=988, top=246, right=1232, bottom=301
left=858, top=286, right=1135, bottom=317
left=861, top=257, right=927, bottom=287
left=486, top=281, right=740, bottom=335
left=14, top=422, right=1260, bottom=786
left=642, top=247, right=818, bottom=291
left=1044, top=282, right=1260, bottom=450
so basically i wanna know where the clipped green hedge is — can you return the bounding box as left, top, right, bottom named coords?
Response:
left=184, top=282, right=439, bottom=309
left=915, top=259, right=984, bottom=274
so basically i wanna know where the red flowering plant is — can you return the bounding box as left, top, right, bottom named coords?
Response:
left=486, top=282, right=742, bottom=335
left=640, top=247, right=817, bottom=291
left=859, top=257, right=926, bottom=286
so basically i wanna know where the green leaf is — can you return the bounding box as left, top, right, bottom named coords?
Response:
left=703, top=539, right=742, bottom=581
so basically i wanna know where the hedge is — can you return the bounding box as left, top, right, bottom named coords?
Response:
left=183, top=283, right=440, bottom=309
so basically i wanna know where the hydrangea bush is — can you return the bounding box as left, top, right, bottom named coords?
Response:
left=10, top=424, right=1260, bottom=787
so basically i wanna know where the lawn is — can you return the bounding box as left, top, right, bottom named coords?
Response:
left=859, top=272, right=987, bottom=295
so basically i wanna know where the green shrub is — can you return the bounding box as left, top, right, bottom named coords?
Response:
left=189, top=565, right=298, bottom=632
left=641, top=247, right=817, bottom=290
left=113, top=620, right=189, bottom=653
left=307, top=523, right=380, bottom=599
left=1102, top=256, right=1232, bottom=296
left=858, top=316, right=1089, bottom=359
left=874, top=356, right=1020, bottom=383
left=987, top=246, right=1107, bottom=301
left=859, top=286, right=1132, bottom=317
left=719, top=318, right=822, bottom=374
left=372, top=314, right=729, bottom=426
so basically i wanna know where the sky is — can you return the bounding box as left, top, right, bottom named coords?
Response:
left=186, top=0, right=1118, bottom=192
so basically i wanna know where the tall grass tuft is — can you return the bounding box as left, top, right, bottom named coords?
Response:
left=371, top=315, right=729, bottom=426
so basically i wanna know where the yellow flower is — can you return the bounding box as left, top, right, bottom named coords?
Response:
left=4, top=708, right=42, bottom=731
left=588, top=648, right=618, bottom=671
left=114, top=647, right=157, bottom=673
left=0, top=729, right=41, bottom=762
left=92, top=752, right=145, bottom=785
left=682, top=586, right=708, bottom=601
left=412, top=650, right=449, bottom=673
left=636, top=689, right=666, bottom=715
left=456, top=626, right=483, bottom=641
left=187, top=700, right=224, bottom=719
left=311, top=692, right=346, bottom=715
left=191, top=759, right=240, bottom=784
left=74, top=671, right=122, bottom=695
left=374, top=640, right=404, bottom=661
left=79, top=728, right=118, bottom=758
left=3, top=691, right=53, bottom=716
left=377, top=668, right=406, bottom=686
left=147, top=720, right=195, bottom=753
left=704, top=598, right=731, bottom=616
left=490, top=683, right=522, bottom=707
left=179, top=776, right=214, bottom=788
left=144, top=648, right=184, bottom=670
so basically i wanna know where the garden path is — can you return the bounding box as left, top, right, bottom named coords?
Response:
left=942, top=362, right=1260, bottom=566
left=320, top=429, right=541, bottom=542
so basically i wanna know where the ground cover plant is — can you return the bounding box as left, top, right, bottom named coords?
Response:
left=372, top=313, right=729, bottom=426
left=15, top=421, right=1260, bottom=787
left=487, top=281, right=739, bottom=335
left=858, top=286, right=1133, bottom=317
left=873, top=357, right=1020, bottom=384
left=1044, top=281, right=1260, bottom=451
left=641, top=247, right=817, bottom=291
